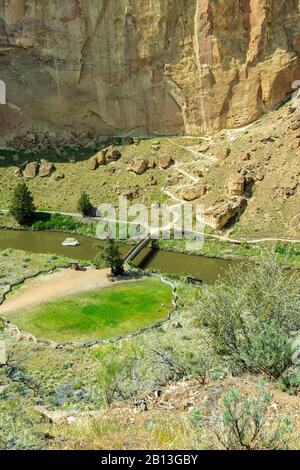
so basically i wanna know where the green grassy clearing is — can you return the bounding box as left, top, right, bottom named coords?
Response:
left=7, top=277, right=173, bottom=343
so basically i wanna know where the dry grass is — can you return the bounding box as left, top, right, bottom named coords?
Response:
left=51, top=412, right=203, bottom=450
left=47, top=376, right=300, bottom=450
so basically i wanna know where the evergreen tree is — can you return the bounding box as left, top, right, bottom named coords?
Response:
left=102, top=237, right=124, bottom=276
left=9, top=182, right=35, bottom=225
left=77, top=191, right=93, bottom=216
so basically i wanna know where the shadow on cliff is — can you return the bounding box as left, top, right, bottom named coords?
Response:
left=0, top=137, right=123, bottom=169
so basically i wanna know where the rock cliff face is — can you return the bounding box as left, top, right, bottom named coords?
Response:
left=0, top=0, right=300, bottom=137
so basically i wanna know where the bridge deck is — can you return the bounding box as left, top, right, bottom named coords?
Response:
left=123, top=233, right=153, bottom=263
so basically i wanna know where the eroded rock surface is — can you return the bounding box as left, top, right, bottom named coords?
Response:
left=182, top=183, right=207, bottom=202
left=23, top=161, right=38, bottom=179
left=0, top=1, right=300, bottom=138
left=129, top=159, right=148, bottom=175
left=205, top=198, right=246, bottom=230
left=39, top=160, right=55, bottom=177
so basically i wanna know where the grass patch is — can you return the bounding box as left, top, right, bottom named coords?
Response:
left=8, top=278, right=173, bottom=343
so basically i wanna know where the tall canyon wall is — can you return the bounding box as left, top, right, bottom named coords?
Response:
left=0, top=0, right=300, bottom=137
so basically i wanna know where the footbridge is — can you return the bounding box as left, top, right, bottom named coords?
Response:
left=123, top=232, right=154, bottom=263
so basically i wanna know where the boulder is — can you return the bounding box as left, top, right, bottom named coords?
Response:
left=25, top=133, right=36, bottom=143
left=147, top=158, right=157, bottom=169
left=241, top=152, right=251, bottom=161
left=167, top=175, right=180, bottom=186
left=13, top=168, right=23, bottom=178
left=227, top=174, right=245, bottom=197
left=290, top=120, right=300, bottom=131
left=151, top=141, right=161, bottom=151
left=88, top=156, right=98, bottom=170
left=107, top=148, right=122, bottom=161
left=218, top=147, right=231, bottom=161
left=39, top=159, right=55, bottom=177
left=283, top=187, right=296, bottom=198
left=48, top=131, right=58, bottom=140
left=53, top=172, right=65, bottom=181
left=290, top=112, right=300, bottom=123
left=23, top=161, right=38, bottom=179
left=121, top=187, right=140, bottom=200
left=182, top=183, right=207, bottom=201
left=205, top=198, right=246, bottom=230
left=61, top=130, right=74, bottom=142
left=196, top=169, right=204, bottom=177
left=96, top=150, right=107, bottom=166
left=160, top=155, right=174, bottom=169
left=287, top=105, right=297, bottom=115
left=254, top=172, right=265, bottom=182
left=121, top=136, right=134, bottom=146
left=130, top=159, right=148, bottom=175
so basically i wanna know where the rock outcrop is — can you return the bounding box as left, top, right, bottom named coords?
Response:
left=39, top=159, right=55, bottom=177
left=205, top=198, right=246, bottom=230
left=88, top=156, right=98, bottom=171
left=160, top=156, right=174, bottom=170
left=227, top=174, right=245, bottom=197
left=129, top=159, right=148, bottom=175
left=95, top=150, right=107, bottom=166
left=182, top=183, right=207, bottom=202
left=0, top=1, right=300, bottom=138
left=23, top=161, right=38, bottom=179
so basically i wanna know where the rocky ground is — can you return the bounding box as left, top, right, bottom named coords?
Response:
left=46, top=375, right=300, bottom=451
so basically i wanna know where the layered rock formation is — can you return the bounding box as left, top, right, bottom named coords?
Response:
left=0, top=0, right=300, bottom=138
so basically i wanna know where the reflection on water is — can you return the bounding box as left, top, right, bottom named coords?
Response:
left=0, top=229, right=239, bottom=285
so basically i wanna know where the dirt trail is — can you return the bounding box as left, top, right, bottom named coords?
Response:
left=0, top=267, right=134, bottom=316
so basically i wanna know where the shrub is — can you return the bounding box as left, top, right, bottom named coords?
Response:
left=31, top=213, right=78, bottom=231
left=93, top=343, right=147, bottom=405
left=152, top=347, right=215, bottom=385
left=275, top=243, right=288, bottom=256
left=92, top=251, right=107, bottom=270
left=209, top=386, right=293, bottom=450
left=240, top=320, right=293, bottom=379
left=278, top=373, right=300, bottom=396
left=9, top=182, right=35, bottom=225
left=195, top=259, right=300, bottom=378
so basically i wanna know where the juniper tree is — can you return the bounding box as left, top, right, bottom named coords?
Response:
left=77, top=191, right=93, bottom=216
left=9, top=182, right=35, bottom=225
left=102, top=237, right=124, bottom=276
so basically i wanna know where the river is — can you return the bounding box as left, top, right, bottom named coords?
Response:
left=0, top=229, right=239, bottom=284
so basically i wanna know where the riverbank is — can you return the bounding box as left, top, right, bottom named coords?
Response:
left=1, top=212, right=300, bottom=267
